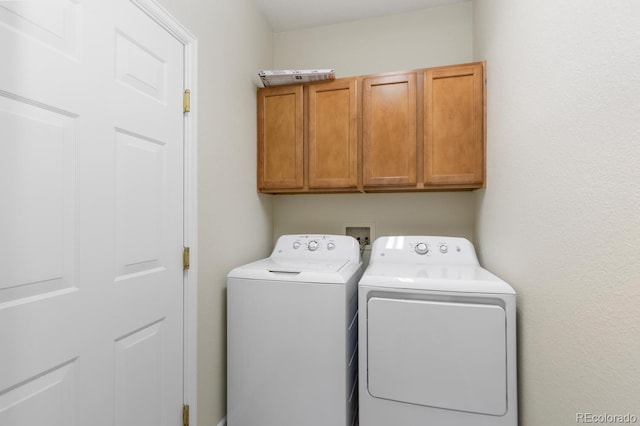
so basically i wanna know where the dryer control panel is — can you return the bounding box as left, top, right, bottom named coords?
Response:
left=370, top=236, right=479, bottom=265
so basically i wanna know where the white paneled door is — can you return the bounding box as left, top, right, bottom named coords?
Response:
left=0, top=1, right=185, bottom=426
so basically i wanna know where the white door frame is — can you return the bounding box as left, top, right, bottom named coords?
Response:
left=130, top=1, right=199, bottom=425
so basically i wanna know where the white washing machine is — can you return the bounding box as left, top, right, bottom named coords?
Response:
left=227, top=234, right=362, bottom=426
left=359, top=236, right=517, bottom=426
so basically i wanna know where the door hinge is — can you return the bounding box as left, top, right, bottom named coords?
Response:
left=183, top=404, right=190, bottom=426
left=183, top=246, right=190, bottom=270
left=183, top=89, right=191, bottom=113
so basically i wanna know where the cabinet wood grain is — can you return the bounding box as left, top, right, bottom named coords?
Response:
left=308, top=79, right=358, bottom=189
left=257, top=85, right=304, bottom=190
left=362, top=73, right=417, bottom=187
left=424, top=63, right=485, bottom=186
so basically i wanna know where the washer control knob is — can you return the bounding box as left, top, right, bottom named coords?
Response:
left=327, top=242, right=336, bottom=251
left=439, top=244, right=448, bottom=254
left=293, top=241, right=301, bottom=250
left=308, top=240, right=319, bottom=251
left=415, top=242, right=428, bottom=255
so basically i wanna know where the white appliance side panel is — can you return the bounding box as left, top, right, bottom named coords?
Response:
left=367, top=298, right=507, bottom=416
left=228, top=277, right=353, bottom=426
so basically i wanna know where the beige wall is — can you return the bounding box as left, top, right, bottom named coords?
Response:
left=473, top=1, right=640, bottom=424
left=140, top=1, right=640, bottom=425
left=272, top=2, right=476, bottom=252
left=154, top=1, right=274, bottom=425
left=273, top=192, right=475, bottom=263
left=274, top=2, right=473, bottom=78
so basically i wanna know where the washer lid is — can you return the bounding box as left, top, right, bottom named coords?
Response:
left=228, top=257, right=361, bottom=284
left=359, top=263, right=515, bottom=294
left=245, top=257, right=350, bottom=273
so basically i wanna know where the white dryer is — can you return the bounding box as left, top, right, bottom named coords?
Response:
left=359, top=236, right=517, bottom=426
left=227, top=234, right=362, bottom=426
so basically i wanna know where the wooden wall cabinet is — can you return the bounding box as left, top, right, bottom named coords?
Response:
left=362, top=73, right=417, bottom=187
left=257, top=79, right=358, bottom=193
left=424, top=62, right=485, bottom=186
left=308, top=79, right=358, bottom=189
left=257, top=61, right=486, bottom=193
left=257, top=85, right=303, bottom=190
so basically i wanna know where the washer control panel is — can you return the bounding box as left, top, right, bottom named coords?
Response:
left=373, top=236, right=478, bottom=265
left=292, top=236, right=334, bottom=252
left=414, top=242, right=429, bottom=255
left=272, top=234, right=360, bottom=262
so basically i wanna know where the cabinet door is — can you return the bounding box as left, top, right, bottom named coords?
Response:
left=363, top=73, right=417, bottom=187
left=308, top=79, right=358, bottom=189
left=257, top=85, right=304, bottom=190
left=424, top=63, right=485, bottom=186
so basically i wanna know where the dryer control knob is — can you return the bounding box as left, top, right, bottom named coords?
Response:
left=327, top=242, right=335, bottom=250
left=308, top=240, right=319, bottom=251
left=293, top=241, right=301, bottom=250
left=439, top=244, right=448, bottom=254
left=415, top=243, right=428, bottom=255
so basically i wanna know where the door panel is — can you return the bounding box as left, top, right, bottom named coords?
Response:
left=114, top=130, right=166, bottom=279
left=424, top=63, right=485, bottom=185
left=115, top=321, right=165, bottom=426
left=363, top=73, right=417, bottom=187
left=257, top=85, right=304, bottom=190
left=308, top=79, right=358, bottom=189
left=111, top=1, right=184, bottom=425
left=367, top=297, right=507, bottom=415
left=0, top=1, right=184, bottom=425
left=0, top=360, right=76, bottom=426
left=115, top=31, right=167, bottom=102
left=0, top=1, right=79, bottom=57
left=0, top=97, right=76, bottom=302
left=0, top=0, right=84, bottom=409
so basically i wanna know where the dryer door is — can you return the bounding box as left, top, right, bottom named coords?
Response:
left=367, top=297, right=507, bottom=416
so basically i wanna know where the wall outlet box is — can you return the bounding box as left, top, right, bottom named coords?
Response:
left=345, top=226, right=371, bottom=246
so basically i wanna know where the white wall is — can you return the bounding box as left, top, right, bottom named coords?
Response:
left=154, top=1, right=274, bottom=425
left=473, top=1, right=640, bottom=424
left=273, top=2, right=476, bottom=248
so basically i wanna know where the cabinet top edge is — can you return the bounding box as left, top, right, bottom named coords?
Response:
left=256, top=61, right=486, bottom=91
